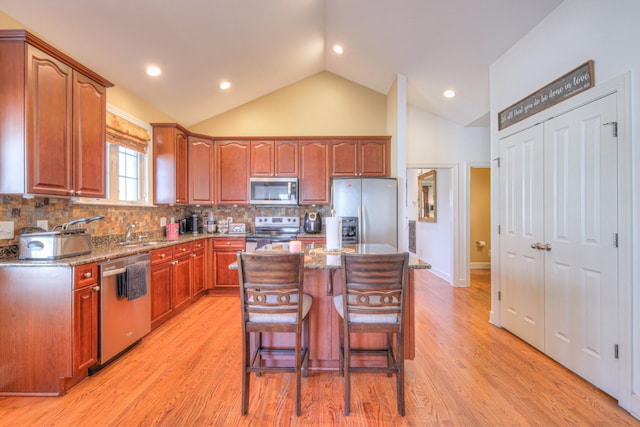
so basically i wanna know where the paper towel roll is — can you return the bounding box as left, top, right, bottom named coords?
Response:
left=325, top=217, right=342, bottom=251
left=476, top=240, right=486, bottom=248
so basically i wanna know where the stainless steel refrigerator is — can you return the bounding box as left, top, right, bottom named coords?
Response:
left=332, top=178, right=398, bottom=247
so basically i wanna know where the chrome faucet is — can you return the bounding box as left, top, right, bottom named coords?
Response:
left=125, top=223, right=136, bottom=243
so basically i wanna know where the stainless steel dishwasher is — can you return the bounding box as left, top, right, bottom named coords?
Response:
left=97, top=253, right=151, bottom=369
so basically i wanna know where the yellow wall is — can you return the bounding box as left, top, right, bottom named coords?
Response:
left=470, top=168, right=491, bottom=264
left=190, top=71, right=387, bottom=137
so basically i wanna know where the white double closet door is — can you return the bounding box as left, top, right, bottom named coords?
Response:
left=499, top=93, right=619, bottom=398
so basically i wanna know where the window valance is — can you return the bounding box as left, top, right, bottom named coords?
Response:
left=106, top=112, right=150, bottom=153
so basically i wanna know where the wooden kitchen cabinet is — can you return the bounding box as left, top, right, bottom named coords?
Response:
left=191, top=240, right=207, bottom=297
left=152, top=123, right=189, bottom=204
left=330, top=138, right=390, bottom=177
left=0, top=30, right=112, bottom=196
left=297, top=236, right=326, bottom=246
left=250, top=140, right=299, bottom=177
left=211, top=237, right=245, bottom=293
left=172, top=243, right=193, bottom=312
left=150, top=247, right=174, bottom=329
left=72, top=263, right=99, bottom=376
left=188, top=134, right=215, bottom=205
left=216, top=140, right=250, bottom=204
left=299, top=140, right=331, bottom=205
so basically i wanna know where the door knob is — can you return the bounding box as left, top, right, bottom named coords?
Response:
left=543, top=243, right=552, bottom=251
left=530, top=242, right=543, bottom=250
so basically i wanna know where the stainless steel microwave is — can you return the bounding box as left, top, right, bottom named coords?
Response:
left=249, top=177, right=298, bottom=205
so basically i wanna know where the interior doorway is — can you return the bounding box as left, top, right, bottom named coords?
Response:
left=469, top=167, right=491, bottom=271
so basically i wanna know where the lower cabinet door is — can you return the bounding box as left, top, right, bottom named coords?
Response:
left=172, top=255, right=192, bottom=311
left=214, top=250, right=240, bottom=288
left=73, top=285, right=98, bottom=373
left=150, top=261, right=173, bottom=329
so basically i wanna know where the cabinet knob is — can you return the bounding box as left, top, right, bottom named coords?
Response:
left=76, top=190, right=82, bottom=196
left=226, top=242, right=230, bottom=245
left=83, top=272, right=92, bottom=278
left=92, top=285, right=100, bottom=292
left=192, top=253, right=196, bottom=257
left=181, top=248, right=186, bottom=252
left=67, top=189, right=75, bottom=195
left=160, top=253, right=166, bottom=258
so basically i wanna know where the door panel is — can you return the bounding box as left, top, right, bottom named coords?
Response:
left=499, top=125, right=545, bottom=351
left=543, top=93, right=618, bottom=398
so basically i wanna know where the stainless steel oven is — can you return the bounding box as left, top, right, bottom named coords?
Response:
left=246, top=216, right=300, bottom=251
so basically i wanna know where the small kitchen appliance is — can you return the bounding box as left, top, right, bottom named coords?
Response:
left=303, top=212, right=321, bottom=233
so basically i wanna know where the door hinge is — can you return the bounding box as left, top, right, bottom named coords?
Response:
left=498, top=291, right=501, bottom=301
left=613, top=233, right=619, bottom=248
left=498, top=225, right=501, bottom=235
left=493, top=157, right=501, bottom=168
left=604, top=121, right=618, bottom=138
left=614, top=344, right=619, bottom=359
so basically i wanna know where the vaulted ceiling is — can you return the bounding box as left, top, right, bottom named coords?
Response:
left=0, top=0, right=562, bottom=127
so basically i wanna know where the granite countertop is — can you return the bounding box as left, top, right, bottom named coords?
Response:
left=0, top=232, right=251, bottom=267
left=230, top=243, right=430, bottom=270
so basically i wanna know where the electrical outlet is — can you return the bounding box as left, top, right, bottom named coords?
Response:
left=0, top=221, right=15, bottom=239
left=160, top=217, right=167, bottom=227
left=37, top=220, right=49, bottom=231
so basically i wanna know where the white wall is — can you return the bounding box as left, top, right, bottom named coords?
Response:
left=407, top=167, right=453, bottom=282
left=406, top=105, right=490, bottom=286
left=489, top=0, right=640, bottom=416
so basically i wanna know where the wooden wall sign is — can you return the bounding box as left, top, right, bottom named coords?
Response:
left=498, top=60, right=594, bottom=130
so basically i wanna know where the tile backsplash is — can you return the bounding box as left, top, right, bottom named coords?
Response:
left=0, top=195, right=331, bottom=257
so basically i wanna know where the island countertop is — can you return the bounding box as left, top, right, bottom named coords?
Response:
left=230, top=243, right=431, bottom=270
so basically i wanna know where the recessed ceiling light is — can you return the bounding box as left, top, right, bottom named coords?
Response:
left=146, top=65, right=161, bottom=77
left=333, top=45, right=344, bottom=54
left=219, top=81, right=231, bottom=90
left=444, top=89, right=456, bottom=98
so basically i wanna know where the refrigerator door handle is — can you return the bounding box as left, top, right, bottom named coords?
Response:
left=361, top=205, right=366, bottom=245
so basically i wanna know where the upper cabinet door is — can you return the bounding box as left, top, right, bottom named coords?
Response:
left=174, top=130, right=189, bottom=204
left=299, top=140, right=330, bottom=205
left=26, top=45, right=74, bottom=196
left=330, top=140, right=358, bottom=177
left=188, top=135, right=215, bottom=205
left=73, top=71, right=106, bottom=198
left=274, top=140, right=298, bottom=177
left=152, top=124, right=189, bottom=205
left=216, top=140, right=250, bottom=204
left=358, top=139, right=389, bottom=177
left=250, top=140, right=275, bottom=177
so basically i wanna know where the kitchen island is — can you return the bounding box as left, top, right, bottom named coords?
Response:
left=234, top=243, right=430, bottom=369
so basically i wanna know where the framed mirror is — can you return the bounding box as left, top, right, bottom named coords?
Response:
left=418, top=170, right=436, bottom=223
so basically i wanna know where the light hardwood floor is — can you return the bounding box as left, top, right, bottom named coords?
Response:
left=1, top=269, right=637, bottom=426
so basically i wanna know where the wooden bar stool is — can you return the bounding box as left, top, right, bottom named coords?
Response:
left=333, top=252, right=409, bottom=416
left=236, top=252, right=311, bottom=416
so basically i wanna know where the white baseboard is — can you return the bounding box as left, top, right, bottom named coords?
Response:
left=470, top=262, right=491, bottom=270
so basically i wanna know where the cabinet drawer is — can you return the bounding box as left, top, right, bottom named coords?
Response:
left=191, top=239, right=206, bottom=251
left=151, top=247, right=173, bottom=265
left=173, top=242, right=192, bottom=257
left=74, top=263, right=98, bottom=289
left=213, top=238, right=245, bottom=250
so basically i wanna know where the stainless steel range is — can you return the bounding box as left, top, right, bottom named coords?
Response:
left=246, top=216, right=300, bottom=251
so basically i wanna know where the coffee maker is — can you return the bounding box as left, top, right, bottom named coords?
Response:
left=303, top=212, right=321, bottom=233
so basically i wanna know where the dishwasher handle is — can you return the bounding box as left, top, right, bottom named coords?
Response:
left=102, top=267, right=127, bottom=278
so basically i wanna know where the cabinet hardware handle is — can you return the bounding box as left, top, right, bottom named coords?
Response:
left=160, top=253, right=166, bottom=258
left=76, top=190, right=82, bottom=196
left=92, top=286, right=100, bottom=292
left=67, top=189, right=75, bottom=195
left=83, top=272, right=92, bottom=278
left=181, top=248, right=186, bottom=252
left=192, top=253, right=196, bottom=257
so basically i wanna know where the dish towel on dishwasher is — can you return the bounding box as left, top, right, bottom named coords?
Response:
left=117, top=262, right=148, bottom=301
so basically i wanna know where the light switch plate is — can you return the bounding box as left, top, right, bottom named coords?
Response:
left=37, top=220, right=49, bottom=231
left=160, top=217, right=167, bottom=227
left=0, top=221, right=15, bottom=239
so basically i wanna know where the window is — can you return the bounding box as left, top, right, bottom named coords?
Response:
left=76, top=105, right=152, bottom=206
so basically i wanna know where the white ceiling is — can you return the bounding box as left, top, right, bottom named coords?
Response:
left=0, top=0, right=562, bottom=127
